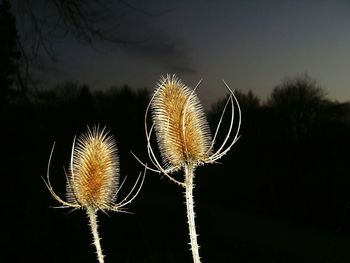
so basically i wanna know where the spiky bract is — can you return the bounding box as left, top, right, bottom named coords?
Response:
left=67, top=126, right=119, bottom=211
left=151, top=75, right=212, bottom=169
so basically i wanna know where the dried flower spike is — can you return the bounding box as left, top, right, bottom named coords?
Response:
left=151, top=76, right=212, bottom=168
left=44, top=126, right=145, bottom=263
left=138, top=74, right=241, bottom=263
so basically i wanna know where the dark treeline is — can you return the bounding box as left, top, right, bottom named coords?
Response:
left=2, top=74, right=350, bottom=262
left=208, top=75, right=350, bottom=227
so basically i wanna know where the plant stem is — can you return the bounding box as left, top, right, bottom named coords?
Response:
left=87, top=208, right=105, bottom=263
left=184, top=163, right=201, bottom=263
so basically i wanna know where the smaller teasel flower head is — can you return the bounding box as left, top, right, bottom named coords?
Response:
left=44, top=126, right=145, bottom=212
left=67, top=126, right=119, bottom=211
left=136, top=74, right=241, bottom=187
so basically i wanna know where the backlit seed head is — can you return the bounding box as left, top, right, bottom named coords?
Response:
left=151, top=74, right=212, bottom=168
left=67, top=126, right=119, bottom=211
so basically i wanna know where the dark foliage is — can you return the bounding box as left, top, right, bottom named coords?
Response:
left=0, top=0, right=22, bottom=107
left=2, top=76, right=350, bottom=262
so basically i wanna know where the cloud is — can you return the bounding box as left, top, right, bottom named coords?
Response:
left=123, top=30, right=196, bottom=74
left=107, top=3, right=197, bottom=74
left=17, top=0, right=197, bottom=78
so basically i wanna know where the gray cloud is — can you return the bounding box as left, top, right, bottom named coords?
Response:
left=105, top=2, right=197, bottom=75
left=123, top=31, right=196, bottom=74
left=15, top=0, right=196, bottom=74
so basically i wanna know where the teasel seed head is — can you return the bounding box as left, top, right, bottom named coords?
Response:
left=136, top=74, right=241, bottom=187
left=45, top=125, right=145, bottom=212
left=67, top=126, right=119, bottom=211
left=138, top=75, right=241, bottom=263
left=45, top=125, right=146, bottom=263
left=151, top=74, right=212, bottom=168
left=140, top=75, right=241, bottom=263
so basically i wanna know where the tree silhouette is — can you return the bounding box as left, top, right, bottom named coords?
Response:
left=267, top=74, right=326, bottom=141
left=0, top=0, right=21, bottom=107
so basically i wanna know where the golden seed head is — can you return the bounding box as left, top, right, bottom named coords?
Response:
left=67, top=126, right=119, bottom=211
left=151, top=74, right=212, bottom=168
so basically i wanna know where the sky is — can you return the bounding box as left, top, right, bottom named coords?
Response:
left=29, top=0, right=350, bottom=108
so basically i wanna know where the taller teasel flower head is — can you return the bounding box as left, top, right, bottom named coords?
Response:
left=142, top=74, right=241, bottom=185
left=151, top=76, right=212, bottom=168
left=138, top=74, right=241, bottom=263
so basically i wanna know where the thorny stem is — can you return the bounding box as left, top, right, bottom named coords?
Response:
left=185, top=163, right=201, bottom=263
left=87, top=208, right=104, bottom=263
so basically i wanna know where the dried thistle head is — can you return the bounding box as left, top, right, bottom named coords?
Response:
left=140, top=74, right=241, bottom=186
left=45, top=126, right=144, bottom=212
left=67, top=126, right=119, bottom=211
left=151, top=75, right=212, bottom=168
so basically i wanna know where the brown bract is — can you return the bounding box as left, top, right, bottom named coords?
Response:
left=151, top=75, right=212, bottom=168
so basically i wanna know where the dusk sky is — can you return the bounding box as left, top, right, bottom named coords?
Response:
left=33, top=0, right=350, bottom=108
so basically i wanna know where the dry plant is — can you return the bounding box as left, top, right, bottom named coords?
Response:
left=135, top=75, right=241, bottom=263
left=44, top=126, right=145, bottom=263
